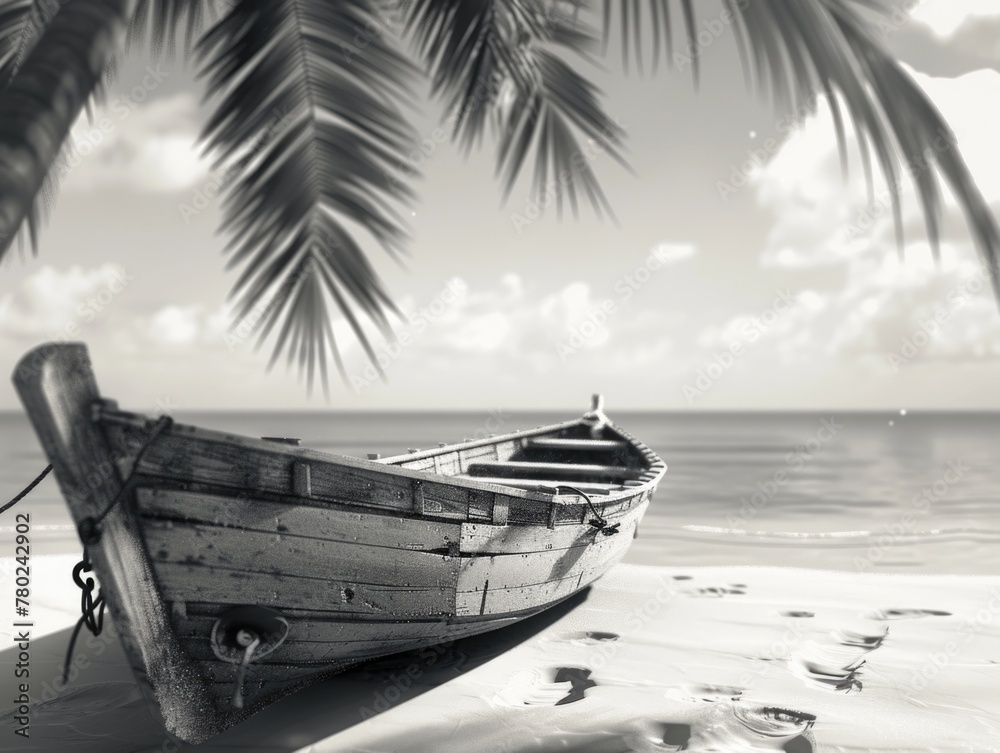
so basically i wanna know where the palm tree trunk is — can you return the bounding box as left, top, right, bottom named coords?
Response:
left=0, top=0, right=137, bottom=257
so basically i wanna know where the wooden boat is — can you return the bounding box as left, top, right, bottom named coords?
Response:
left=12, top=343, right=666, bottom=743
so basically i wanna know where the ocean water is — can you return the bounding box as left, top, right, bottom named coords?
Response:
left=1, top=410, right=998, bottom=574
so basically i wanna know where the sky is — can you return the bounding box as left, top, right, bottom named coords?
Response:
left=2, top=0, right=1000, bottom=412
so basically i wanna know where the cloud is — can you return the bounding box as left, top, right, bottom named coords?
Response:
left=59, top=93, right=208, bottom=193
left=910, top=0, right=1000, bottom=38
left=753, top=67, right=1000, bottom=270
left=0, top=264, right=134, bottom=340
left=145, top=305, right=205, bottom=345
left=650, top=243, right=697, bottom=264
left=723, top=63, right=1000, bottom=374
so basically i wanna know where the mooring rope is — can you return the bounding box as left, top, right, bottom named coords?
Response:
left=79, top=416, right=174, bottom=541
left=0, top=464, right=52, bottom=516
left=554, top=484, right=621, bottom=537
left=61, top=415, right=174, bottom=681
left=0, top=414, right=174, bottom=683
left=63, top=548, right=106, bottom=684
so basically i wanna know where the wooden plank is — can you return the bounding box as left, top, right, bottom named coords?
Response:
left=197, top=660, right=339, bottom=685
left=419, top=481, right=469, bottom=518
left=154, top=561, right=455, bottom=617
left=292, top=462, right=311, bottom=497
left=12, top=344, right=214, bottom=742
left=183, top=635, right=433, bottom=664
left=456, top=562, right=612, bottom=616
left=527, top=438, right=629, bottom=452
left=466, top=461, right=643, bottom=480
left=173, top=611, right=453, bottom=644
left=102, top=424, right=417, bottom=512
left=462, top=497, right=647, bottom=554
left=492, top=496, right=509, bottom=526
left=456, top=476, right=623, bottom=494
left=100, top=411, right=599, bottom=507
left=456, top=530, right=632, bottom=594
left=142, top=519, right=458, bottom=589
left=467, top=489, right=493, bottom=521
left=135, top=489, right=461, bottom=552
left=378, top=418, right=582, bottom=465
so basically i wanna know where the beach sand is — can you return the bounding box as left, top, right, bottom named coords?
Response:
left=2, top=556, right=999, bottom=752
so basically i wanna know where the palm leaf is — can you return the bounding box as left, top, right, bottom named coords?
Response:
left=125, top=0, right=219, bottom=58
left=0, top=0, right=61, bottom=88
left=407, top=0, right=628, bottom=220
left=197, top=0, right=420, bottom=393
left=605, top=0, right=1000, bottom=295
left=0, top=0, right=137, bottom=260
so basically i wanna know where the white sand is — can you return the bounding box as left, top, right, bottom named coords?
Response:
left=2, top=557, right=999, bottom=751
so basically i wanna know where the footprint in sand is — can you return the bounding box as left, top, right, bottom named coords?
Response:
left=554, top=630, right=621, bottom=646
left=788, top=625, right=887, bottom=693
left=664, top=682, right=744, bottom=703
left=686, top=586, right=746, bottom=597
left=493, top=666, right=597, bottom=707
left=863, top=608, right=951, bottom=620
left=781, top=610, right=815, bottom=619
left=657, top=701, right=816, bottom=752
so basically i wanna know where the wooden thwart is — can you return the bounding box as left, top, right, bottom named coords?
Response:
left=458, top=476, right=622, bottom=494
left=527, top=438, right=628, bottom=452
left=467, top=460, right=642, bottom=480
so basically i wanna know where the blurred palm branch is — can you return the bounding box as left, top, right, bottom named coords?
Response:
left=0, top=0, right=995, bottom=392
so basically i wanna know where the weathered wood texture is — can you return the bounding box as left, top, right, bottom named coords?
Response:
left=455, top=499, right=647, bottom=616
left=136, top=489, right=461, bottom=552
left=16, top=345, right=667, bottom=744
left=12, top=344, right=218, bottom=742
left=466, top=460, right=644, bottom=481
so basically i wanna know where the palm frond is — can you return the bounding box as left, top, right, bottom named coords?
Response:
left=0, top=0, right=60, bottom=88
left=606, top=0, right=1000, bottom=295
left=197, top=0, right=420, bottom=394
left=0, top=0, right=136, bottom=261
left=406, top=0, right=627, bottom=220
left=125, top=0, right=219, bottom=58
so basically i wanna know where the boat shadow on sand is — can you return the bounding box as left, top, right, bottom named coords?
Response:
left=0, top=590, right=592, bottom=753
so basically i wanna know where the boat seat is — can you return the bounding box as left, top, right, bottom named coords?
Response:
left=457, top=476, right=622, bottom=495
left=527, top=438, right=629, bottom=452
left=466, top=460, right=643, bottom=481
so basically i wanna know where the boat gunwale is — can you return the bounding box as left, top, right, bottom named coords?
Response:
left=99, top=407, right=666, bottom=506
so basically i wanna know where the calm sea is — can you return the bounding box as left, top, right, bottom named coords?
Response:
left=1, top=410, right=998, bottom=575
